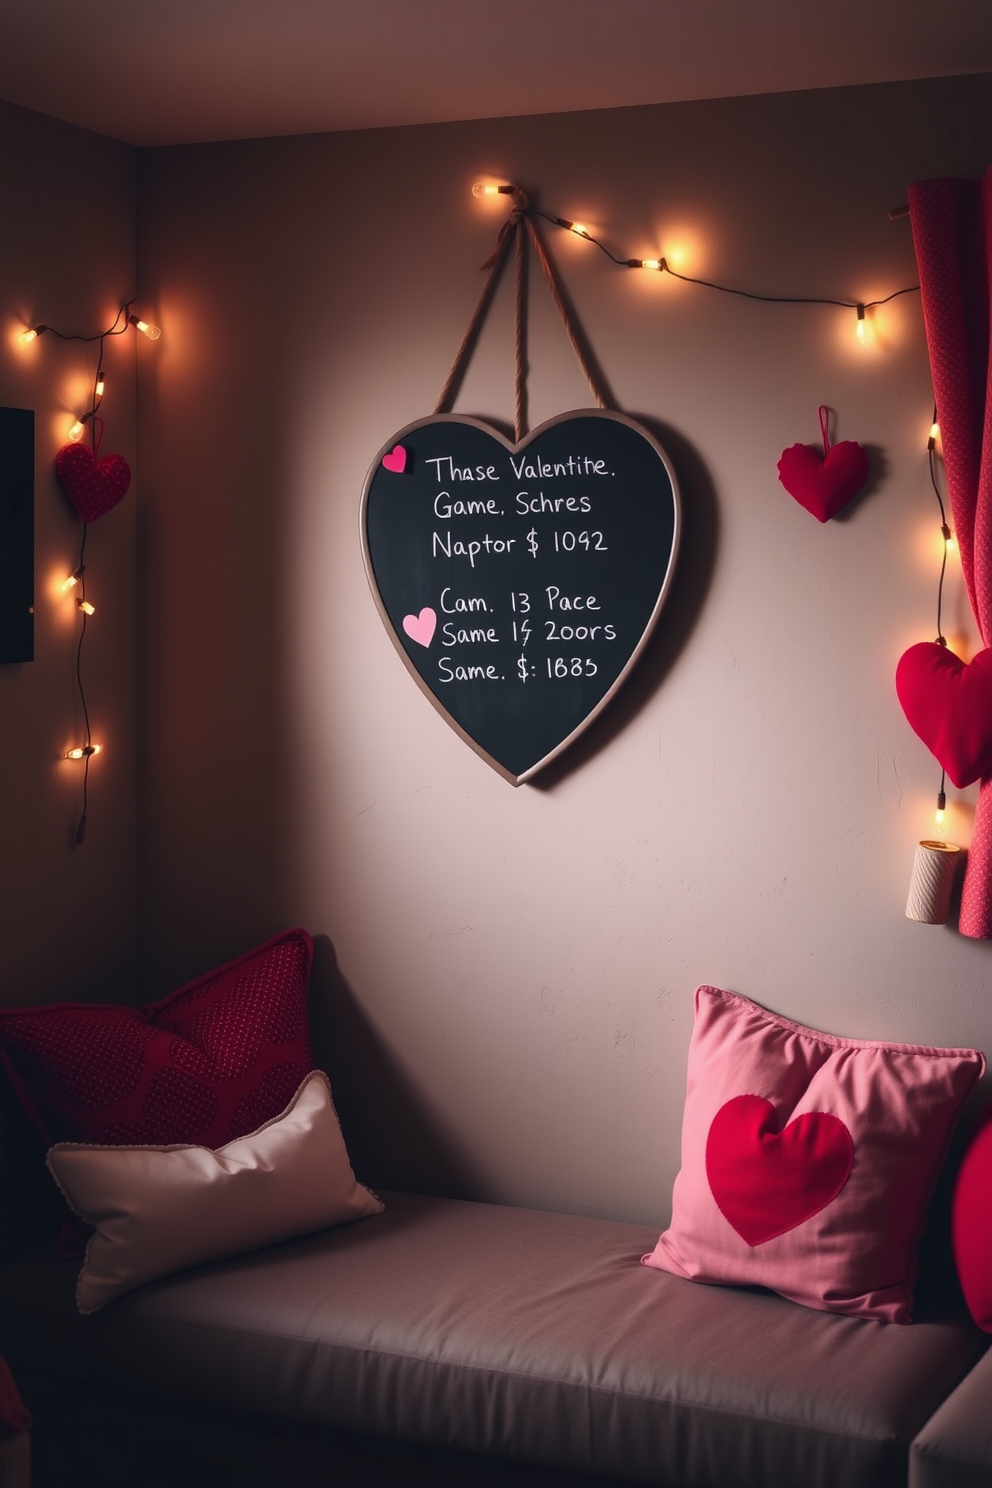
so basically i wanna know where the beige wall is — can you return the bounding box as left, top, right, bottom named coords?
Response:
left=47, top=74, right=992, bottom=1221
left=0, top=101, right=137, bottom=1006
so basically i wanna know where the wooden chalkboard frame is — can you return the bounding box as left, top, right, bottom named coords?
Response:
left=360, top=408, right=681, bottom=785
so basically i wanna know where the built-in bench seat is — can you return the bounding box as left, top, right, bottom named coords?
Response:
left=0, top=1190, right=988, bottom=1487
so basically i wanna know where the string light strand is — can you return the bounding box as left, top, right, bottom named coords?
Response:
left=473, top=188, right=920, bottom=333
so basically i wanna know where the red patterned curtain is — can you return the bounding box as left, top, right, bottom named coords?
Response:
left=909, top=170, right=992, bottom=939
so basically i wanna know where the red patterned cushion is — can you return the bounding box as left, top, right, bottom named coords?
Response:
left=0, top=930, right=314, bottom=1149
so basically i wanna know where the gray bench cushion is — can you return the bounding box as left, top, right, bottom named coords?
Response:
left=0, top=1191, right=985, bottom=1487
left=910, top=1342, right=992, bottom=1487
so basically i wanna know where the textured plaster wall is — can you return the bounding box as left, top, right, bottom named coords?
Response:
left=0, top=101, right=137, bottom=1007
left=137, top=75, right=992, bottom=1222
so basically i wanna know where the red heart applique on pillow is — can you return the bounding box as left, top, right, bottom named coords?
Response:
left=55, top=442, right=132, bottom=523
left=705, top=1094, right=853, bottom=1246
left=896, top=642, right=992, bottom=789
left=777, top=439, right=870, bottom=523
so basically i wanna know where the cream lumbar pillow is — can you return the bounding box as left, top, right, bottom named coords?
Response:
left=47, top=1070, right=382, bottom=1313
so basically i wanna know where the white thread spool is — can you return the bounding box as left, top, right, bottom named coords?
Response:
left=905, top=840, right=962, bottom=925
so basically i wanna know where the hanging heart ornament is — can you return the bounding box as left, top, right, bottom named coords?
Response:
left=896, top=642, right=992, bottom=788
left=55, top=442, right=131, bottom=523
left=361, top=411, right=680, bottom=784
left=777, top=405, right=869, bottom=522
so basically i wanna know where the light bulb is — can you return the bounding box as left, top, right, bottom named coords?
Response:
left=935, top=789, right=946, bottom=827
left=472, top=182, right=510, bottom=197
left=19, top=324, right=46, bottom=345
left=641, top=258, right=663, bottom=271
left=67, top=418, right=86, bottom=442
left=64, top=746, right=85, bottom=760
left=942, top=523, right=954, bottom=552
left=855, top=304, right=867, bottom=343
left=95, top=369, right=106, bottom=398
left=76, top=599, right=95, bottom=616
left=61, top=572, right=80, bottom=592
left=928, top=421, right=940, bottom=449
left=555, top=217, right=589, bottom=238
left=129, top=314, right=161, bottom=340
left=64, top=743, right=102, bottom=760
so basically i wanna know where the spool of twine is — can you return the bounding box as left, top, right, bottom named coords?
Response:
left=905, top=840, right=962, bottom=925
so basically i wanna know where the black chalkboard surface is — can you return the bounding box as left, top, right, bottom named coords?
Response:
left=361, top=410, right=680, bottom=784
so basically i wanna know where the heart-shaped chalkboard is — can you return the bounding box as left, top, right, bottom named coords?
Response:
left=361, top=411, right=680, bottom=784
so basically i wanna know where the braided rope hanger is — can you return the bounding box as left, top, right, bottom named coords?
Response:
left=434, top=188, right=614, bottom=442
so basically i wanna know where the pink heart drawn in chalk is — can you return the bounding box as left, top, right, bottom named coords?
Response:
left=402, top=607, right=436, bottom=648
left=382, top=445, right=407, bottom=474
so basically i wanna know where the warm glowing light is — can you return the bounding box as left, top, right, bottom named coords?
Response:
left=928, top=421, right=940, bottom=446
left=855, top=304, right=867, bottom=343
left=64, top=744, right=101, bottom=760
left=935, top=788, right=946, bottom=828
left=76, top=599, right=95, bottom=616
left=19, top=324, right=45, bottom=345
left=95, top=369, right=106, bottom=398
left=570, top=223, right=588, bottom=237
left=129, top=315, right=161, bottom=340
left=472, top=182, right=511, bottom=198
left=935, top=808, right=945, bottom=827
left=67, top=418, right=86, bottom=442
left=942, top=523, right=955, bottom=553
left=61, top=572, right=80, bottom=592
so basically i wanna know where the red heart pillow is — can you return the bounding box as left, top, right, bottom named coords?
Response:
left=777, top=439, right=870, bottom=522
left=952, top=1102, right=992, bottom=1332
left=642, top=986, right=984, bottom=1322
left=0, top=929, right=314, bottom=1149
left=55, top=442, right=131, bottom=523
left=895, top=642, right=992, bottom=789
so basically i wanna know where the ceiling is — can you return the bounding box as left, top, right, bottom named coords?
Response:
left=0, top=0, right=990, bottom=148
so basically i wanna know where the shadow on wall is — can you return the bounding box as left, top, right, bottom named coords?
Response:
left=533, top=417, right=719, bottom=790
left=308, top=936, right=483, bottom=1200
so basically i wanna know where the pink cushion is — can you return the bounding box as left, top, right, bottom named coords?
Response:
left=951, top=1103, right=992, bottom=1332
left=47, top=1071, right=383, bottom=1313
left=0, top=929, right=314, bottom=1149
left=643, top=987, right=985, bottom=1323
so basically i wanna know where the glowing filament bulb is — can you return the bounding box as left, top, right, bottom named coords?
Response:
left=19, top=324, right=46, bottom=345
left=64, top=747, right=85, bottom=760
left=95, top=369, right=106, bottom=398
left=61, top=572, right=80, bottom=592
left=941, top=523, right=955, bottom=553
left=76, top=599, right=95, bottom=616
left=67, top=417, right=87, bottom=442
left=64, top=745, right=100, bottom=760
left=642, top=258, right=662, bottom=271
left=855, top=304, right=867, bottom=343
left=472, top=182, right=510, bottom=197
left=935, top=789, right=946, bottom=828
left=129, top=314, right=161, bottom=340
left=570, top=222, right=588, bottom=237
left=928, top=421, right=940, bottom=448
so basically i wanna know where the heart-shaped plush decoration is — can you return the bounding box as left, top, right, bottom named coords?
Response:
left=777, top=439, right=870, bottom=522
left=705, top=1094, right=854, bottom=1247
left=362, top=412, right=680, bottom=784
left=896, top=642, right=992, bottom=789
left=55, top=443, right=131, bottom=523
